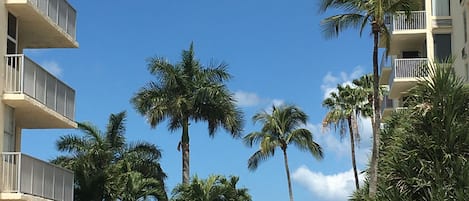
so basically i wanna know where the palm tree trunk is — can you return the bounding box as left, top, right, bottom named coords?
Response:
left=369, top=21, right=382, bottom=198
left=348, top=116, right=360, bottom=190
left=182, top=118, right=190, bottom=184
left=282, top=148, right=294, bottom=201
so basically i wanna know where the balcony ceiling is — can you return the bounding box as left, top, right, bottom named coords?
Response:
left=3, top=94, right=77, bottom=129
left=6, top=1, right=78, bottom=48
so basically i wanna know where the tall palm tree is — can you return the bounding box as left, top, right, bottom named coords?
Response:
left=323, top=84, right=367, bottom=190
left=53, top=112, right=168, bottom=201
left=131, top=43, right=243, bottom=184
left=244, top=104, right=323, bottom=201
left=319, top=0, right=420, bottom=197
left=171, top=175, right=252, bottom=201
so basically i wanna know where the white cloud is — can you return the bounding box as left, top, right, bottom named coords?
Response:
left=306, top=120, right=372, bottom=167
left=41, top=61, right=63, bottom=77
left=234, top=91, right=287, bottom=111
left=320, top=66, right=364, bottom=99
left=292, top=166, right=365, bottom=201
left=234, top=91, right=262, bottom=107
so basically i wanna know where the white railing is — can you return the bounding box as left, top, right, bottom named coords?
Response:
left=4, top=54, right=75, bottom=121
left=27, top=0, right=76, bottom=39
left=388, top=58, right=428, bottom=89
left=1, top=152, right=73, bottom=201
left=393, top=58, right=428, bottom=78
left=387, top=11, right=426, bottom=32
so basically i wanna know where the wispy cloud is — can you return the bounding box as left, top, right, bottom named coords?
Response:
left=292, top=166, right=365, bottom=201
left=234, top=91, right=286, bottom=109
left=320, top=66, right=364, bottom=99
left=41, top=61, right=63, bottom=78
left=234, top=91, right=263, bottom=107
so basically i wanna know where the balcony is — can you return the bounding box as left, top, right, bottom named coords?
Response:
left=4, top=54, right=77, bottom=129
left=0, top=152, right=73, bottom=201
left=387, top=58, right=428, bottom=98
left=381, top=11, right=426, bottom=48
left=6, top=0, right=78, bottom=48
left=387, top=11, right=426, bottom=33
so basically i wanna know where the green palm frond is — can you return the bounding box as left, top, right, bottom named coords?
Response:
left=247, top=149, right=275, bottom=171
left=321, top=13, right=367, bottom=38
left=245, top=104, right=322, bottom=169
left=289, top=129, right=324, bottom=160
left=106, top=111, right=126, bottom=152
left=54, top=112, right=168, bottom=201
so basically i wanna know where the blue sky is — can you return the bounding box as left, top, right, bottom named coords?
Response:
left=21, top=0, right=377, bottom=200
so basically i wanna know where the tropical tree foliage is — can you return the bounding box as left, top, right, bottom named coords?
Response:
left=244, top=104, right=323, bottom=201
left=319, top=0, right=421, bottom=196
left=323, top=84, right=368, bottom=190
left=53, top=111, right=167, bottom=201
left=352, top=62, right=469, bottom=200
left=171, top=175, right=252, bottom=201
left=131, top=43, right=244, bottom=184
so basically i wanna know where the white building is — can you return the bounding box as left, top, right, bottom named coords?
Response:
left=380, top=0, right=469, bottom=118
left=0, top=0, right=77, bottom=200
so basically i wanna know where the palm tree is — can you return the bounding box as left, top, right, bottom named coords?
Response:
left=131, top=43, right=243, bottom=184
left=171, top=175, right=252, bottom=201
left=323, top=84, right=367, bottom=190
left=319, top=0, right=420, bottom=197
left=356, top=61, right=469, bottom=200
left=244, top=104, right=323, bottom=201
left=53, top=112, right=168, bottom=201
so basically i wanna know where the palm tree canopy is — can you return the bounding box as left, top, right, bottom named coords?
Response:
left=362, top=61, right=469, bottom=200
left=131, top=43, right=243, bottom=137
left=53, top=111, right=168, bottom=201
left=171, top=175, right=252, bottom=201
left=320, top=0, right=421, bottom=51
left=244, top=104, right=323, bottom=170
left=322, top=84, right=367, bottom=139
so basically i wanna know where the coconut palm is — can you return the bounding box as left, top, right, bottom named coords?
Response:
left=244, top=104, right=323, bottom=201
left=171, top=175, right=252, bottom=201
left=319, top=0, right=420, bottom=196
left=53, top=112, right=167, bottom=201
left=131, top=43, right=243, bottom=184
left=323, top=84, right=367, bottom=190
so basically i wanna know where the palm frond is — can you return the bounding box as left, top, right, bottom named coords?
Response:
left=321, top=13, right=367, bottom=39
left=247, top=149, right=274, bottom=171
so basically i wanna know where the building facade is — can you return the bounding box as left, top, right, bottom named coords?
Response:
left=380, top=0, right=469, bottom=118
left=0, top=0, right=77, bottom=200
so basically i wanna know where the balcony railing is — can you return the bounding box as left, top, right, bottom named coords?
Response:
left=386, top=11, right=426, bottom=32
left=27, top=0, right=77, bottom=39
left=388, top=58, right=428, bottom=89
left=5, top=54, right=75, bottom=121
left=1, top=152, right=73, bottom=201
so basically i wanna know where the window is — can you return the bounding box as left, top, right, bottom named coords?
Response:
left=7, top=13, right=16, bottom=40
left=432, top=0, right=450, bottom=16
left=466, top=63, right=469, bottom=82
left=7, top=12, right=17, bottom=54
left=464, top=11, right=468, bottom=43
left=3, top=106, right=15, bottom=152
left=434, top=34, right=452, bottom=62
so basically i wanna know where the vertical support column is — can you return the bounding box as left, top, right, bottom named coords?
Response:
left=426, top=0, right=435, bottom=63
left=0, top=0, right=9, bottom=153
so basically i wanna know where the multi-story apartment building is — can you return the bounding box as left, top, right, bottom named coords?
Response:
left=0, top=0, right=77, bottom=200
left=380, top=0, right=469, bottom=118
